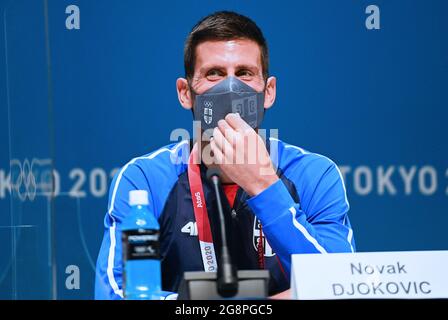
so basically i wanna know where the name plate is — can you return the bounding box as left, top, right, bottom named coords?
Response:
left=291, top=250, right=448, bottom=299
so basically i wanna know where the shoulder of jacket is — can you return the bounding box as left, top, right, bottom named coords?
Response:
left=117, top=140, right=190, bottom=181
left=270, top=137, right=336, bottom=172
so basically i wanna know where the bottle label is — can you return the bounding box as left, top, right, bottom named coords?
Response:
left=122, top=229, right=160, bottom=260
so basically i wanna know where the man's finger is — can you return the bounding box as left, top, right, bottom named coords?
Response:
left=225, top=113, right=253, bottom=133
left=217, top=119, right=233, bottom=138
left=218, top=119, right=237, bottom=147
left=212, top=126, right=234, bottom=160
left=210, top=138, right=224, bottom=165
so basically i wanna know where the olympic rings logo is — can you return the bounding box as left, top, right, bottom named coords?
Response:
left=10, top=158, right=53, bottom=202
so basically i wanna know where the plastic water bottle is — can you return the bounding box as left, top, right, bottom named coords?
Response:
left=121, top=190, right=161, bottom=299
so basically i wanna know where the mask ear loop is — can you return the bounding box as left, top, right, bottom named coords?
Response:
left=188, top=83, right=198, bottom=117
left=261, top=77, right=269, bottom=117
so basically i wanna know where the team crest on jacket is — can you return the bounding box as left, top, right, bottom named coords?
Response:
left=253, top=219, right=275, bottom=257
left=203, top=101, right=213, bottom=124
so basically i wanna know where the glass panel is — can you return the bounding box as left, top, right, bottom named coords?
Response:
left=2, top=0, right=55, bottom=299
left=54, top=195, right=98, bottom=299
left=0, top=226, right=13, bottom=299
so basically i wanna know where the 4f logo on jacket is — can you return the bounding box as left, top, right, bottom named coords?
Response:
left=253, top=219, right=275, bottom=257
left=181, top=221, right=198, bottom=236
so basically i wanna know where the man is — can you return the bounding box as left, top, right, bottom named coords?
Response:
left=95, top=11, right=355, bottom=299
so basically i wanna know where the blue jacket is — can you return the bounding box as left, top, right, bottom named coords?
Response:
left=95, top=138, right=356, bottom=299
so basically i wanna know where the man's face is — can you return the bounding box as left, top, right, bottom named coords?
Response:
left=175, top=37, right=277, bottom=169
left=176, top=38, right=276, bottom=112
left=190, top=39, right=266, bottom=94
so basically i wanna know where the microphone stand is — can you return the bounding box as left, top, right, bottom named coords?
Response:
left=208, top=169, right=238, bottom=297
left=177, top=168, right=270, bottom=300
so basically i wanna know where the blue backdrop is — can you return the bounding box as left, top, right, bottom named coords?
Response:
left=0, top=0, right=446, bottom=299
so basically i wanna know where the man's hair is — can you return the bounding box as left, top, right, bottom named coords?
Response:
left=184, top=11, right=269, bottom=82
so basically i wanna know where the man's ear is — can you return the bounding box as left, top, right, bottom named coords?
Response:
left=263, top=76, right=277, bottom=109
left=176, top=78, right=193, bottom=110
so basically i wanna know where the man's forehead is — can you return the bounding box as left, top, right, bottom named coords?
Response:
left=195, top=39, right=262, bottom=69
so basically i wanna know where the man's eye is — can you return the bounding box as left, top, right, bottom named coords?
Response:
left=236, top=70, right=253, bottom=79
left=206, top=70, right=224, bottom=80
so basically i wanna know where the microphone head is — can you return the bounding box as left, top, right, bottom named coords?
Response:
left=206, top=167, right=221, bottom=181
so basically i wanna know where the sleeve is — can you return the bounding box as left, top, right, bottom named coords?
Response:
left=246, top=155, right=356, bottom=277
left=94, top=162, right=177, bottom=300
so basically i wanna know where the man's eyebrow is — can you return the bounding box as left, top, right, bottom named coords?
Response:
left=198, top=64, right=260, bottom=74
left=234, top=64, right=259, bottom=71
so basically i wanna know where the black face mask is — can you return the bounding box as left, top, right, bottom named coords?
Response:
left=191, top=76, right=265, bottom=130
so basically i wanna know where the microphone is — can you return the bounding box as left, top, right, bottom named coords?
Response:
left=206, top=168, right=238, bottom=298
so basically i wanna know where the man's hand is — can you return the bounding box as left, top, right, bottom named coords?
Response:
left=210, top=113, right=279, bottom=196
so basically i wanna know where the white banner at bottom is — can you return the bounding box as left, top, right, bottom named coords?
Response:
left=291, top=250, right=448, bottom=299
